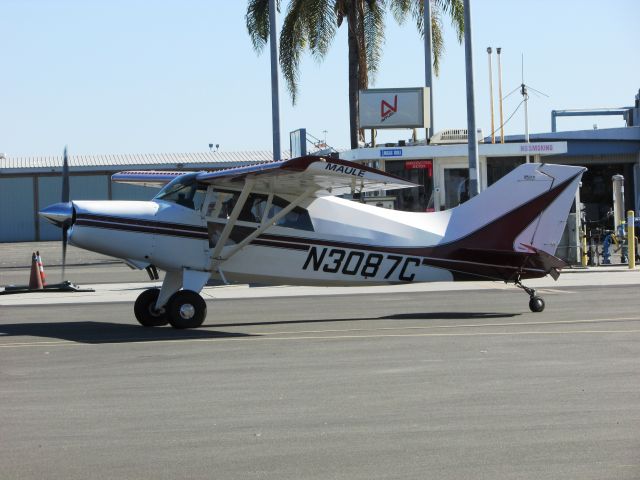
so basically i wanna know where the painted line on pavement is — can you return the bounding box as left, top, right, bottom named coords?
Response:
left=1, top=325, right=639, bottom=349
left=253, top=316, right=640, bottom=336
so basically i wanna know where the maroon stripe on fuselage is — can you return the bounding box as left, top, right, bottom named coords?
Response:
left=77, top=213, right=208, bottom=233
left=75, top=217, right=208, bottom=240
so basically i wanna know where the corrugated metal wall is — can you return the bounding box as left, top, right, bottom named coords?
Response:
left=112, top=182, right=159, bottom=201
left=0, top=177, right=35, bottom=241
left=0, top=174, right=162, bottom=242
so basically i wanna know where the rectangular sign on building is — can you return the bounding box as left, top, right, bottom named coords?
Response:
left=359, top=87, right=430, bottom=129
left=405, top=160, right=433, bottom=177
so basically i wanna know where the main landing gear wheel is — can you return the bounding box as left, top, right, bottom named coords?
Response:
left=134, top=288, right=169, bottom=327
left=528, top=296, right=545, bottom=313
left=167, top=290, right=207, bottom=329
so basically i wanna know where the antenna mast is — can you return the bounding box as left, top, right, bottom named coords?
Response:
left=521, top=54, right=530, bottom=161
left=519, top=55, right=549, bottom=161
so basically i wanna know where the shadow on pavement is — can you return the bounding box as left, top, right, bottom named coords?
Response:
left=0, top=321, right=252, bottom=344
left=205, top=311, right=518, bottom=329
left=382, top=312, right=519, bottom=320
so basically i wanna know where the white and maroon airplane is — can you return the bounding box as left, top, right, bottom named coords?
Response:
left=40, top=155, right=585, bottom=329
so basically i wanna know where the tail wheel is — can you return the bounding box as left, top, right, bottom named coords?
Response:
left=167, top=290, right=207, bottom=329
left=134, top=288, right=169, bottom=327
left=529, top=296, right=545, bottom=313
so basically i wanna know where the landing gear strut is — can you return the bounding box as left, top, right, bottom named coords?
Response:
left=515, top=277, right=545, bottom=313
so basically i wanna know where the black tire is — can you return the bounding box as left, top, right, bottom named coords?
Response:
left=529, top=296, right=545, bottom=313
left=167, top=290, right=207, bottom=329
left=134, top=288, right=169, bottom=327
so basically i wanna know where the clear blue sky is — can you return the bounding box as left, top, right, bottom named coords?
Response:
left=1, top=0, right=638, bottom=156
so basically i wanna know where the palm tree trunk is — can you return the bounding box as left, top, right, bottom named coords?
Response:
left=347, top=0, right=360, bottom=149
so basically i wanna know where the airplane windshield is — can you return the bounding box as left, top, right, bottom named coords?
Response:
left=155, top=173, right=206, bottom=210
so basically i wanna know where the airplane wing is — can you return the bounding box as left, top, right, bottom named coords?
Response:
left=112, top=156, right=417, bottom=196
left=195, top=156, right=416, bottom=196
left=110, top=170, right=191, bottom=188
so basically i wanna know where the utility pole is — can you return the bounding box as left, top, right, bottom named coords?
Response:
left=487, top=47, right=495, bottom=144
left=497, top=47, right=504, bottom=143
left=268, top=0, right=281, bottom=160
left=463, top=0, right=480, bottom=196
left=423, top=0, right=434, bottom=142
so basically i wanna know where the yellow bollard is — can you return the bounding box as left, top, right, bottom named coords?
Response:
left=628, top=210, right=635, bottom=269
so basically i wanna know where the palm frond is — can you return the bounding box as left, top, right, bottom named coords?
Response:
left=245, top=0, right=270, bottom=53
left=433, top=0, right=464, bottom=42
left=279, top=0, right=308, bottom=104
left=334, top=0, right=347, bottom=27
left=389, top=0, right=411, bottom=24
left=431, top=5, right=444, bottom=75
left=364, top=0, right=386, bottom=84
left=304, top=0, right=337, bottom=60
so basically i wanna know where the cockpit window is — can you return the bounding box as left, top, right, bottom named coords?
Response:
left=211, top=191, right=314, bottom=231
left=156, top=178, right=314, bottom=231
left=155, top=173, right=206, bottom=210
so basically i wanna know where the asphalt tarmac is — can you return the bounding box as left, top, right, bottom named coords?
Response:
left=0, top=242, right=153, bottom=286
left=1, top=278, right=639, bottom=479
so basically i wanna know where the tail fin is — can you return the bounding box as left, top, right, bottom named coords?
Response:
left=445, top=163, right=586, bottom=256
left=426, top=163, right=585, bottom=281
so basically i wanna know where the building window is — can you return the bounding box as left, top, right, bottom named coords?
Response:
left=486, top=156, right=526, bottom=186
left=384, top=159, right=434, bottom=212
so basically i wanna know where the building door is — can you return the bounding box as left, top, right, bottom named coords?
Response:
left=439, top=166, right=470, bottom=210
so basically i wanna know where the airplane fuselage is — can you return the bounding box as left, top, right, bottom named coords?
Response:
left=69, top=196, right=457, bottom=286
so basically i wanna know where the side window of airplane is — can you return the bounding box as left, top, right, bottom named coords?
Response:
left=155, top=173, right=206, bottom=211
left=269, top=196, right=314, bottom=231
left=214, top=192, right=240, bottom=219
left=213, top=191, right=313, bottom=231
left=192, top=187, right=207, bottom=210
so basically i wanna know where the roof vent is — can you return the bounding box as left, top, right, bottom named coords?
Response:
left=430, top=129, right=484, bottom=145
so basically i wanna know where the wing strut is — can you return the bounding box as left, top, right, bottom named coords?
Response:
left=215, top=186, right=315, bottom=266
left=209, top=185, right=315, bottom=271
left=209, top=178, right=256, bottom=263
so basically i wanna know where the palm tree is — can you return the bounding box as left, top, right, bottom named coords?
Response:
left=246, top=0, right=464, bottom=149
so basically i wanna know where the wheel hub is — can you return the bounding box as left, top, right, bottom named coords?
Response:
left=148, top=305, right=164, bottom=317
left=179, top=303, right=196, bottom=320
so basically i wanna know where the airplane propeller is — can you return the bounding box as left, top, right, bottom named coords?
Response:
left=61, top=146, right=70, bottom=280
left=37, top=146, right=94, bottom=293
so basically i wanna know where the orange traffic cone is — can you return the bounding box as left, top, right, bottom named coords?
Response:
left=36, top=251, right=46, bottom=286
left=28, top=252, right=44, bottom=290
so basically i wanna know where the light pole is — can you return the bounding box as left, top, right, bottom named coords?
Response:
left=268, top=0, right=281, bottom=160
left=463, top=0, right=480, bottom=196
left=423, top=0, right=434, bottom=141
left=497, top=47, right=504, bottom=143
left=487, top=47, right=495, bottom=144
